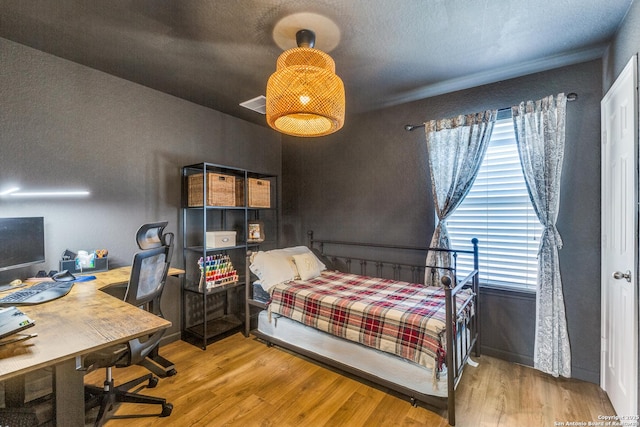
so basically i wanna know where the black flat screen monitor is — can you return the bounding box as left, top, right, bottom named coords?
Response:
left=0, top=217, right=45, bottom=272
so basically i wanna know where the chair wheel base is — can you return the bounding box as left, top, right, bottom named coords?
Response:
left=148, top=376, right=159, bottom=388
left=161, top=403, right=173, bottom=417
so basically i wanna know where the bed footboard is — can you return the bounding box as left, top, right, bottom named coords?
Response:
left=441, top=240, right=479, bottom=426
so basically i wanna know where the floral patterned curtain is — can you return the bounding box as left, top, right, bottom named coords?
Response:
left=424, top=110, right=496, bottom=286
left=512, top=93, right=570, bottom=378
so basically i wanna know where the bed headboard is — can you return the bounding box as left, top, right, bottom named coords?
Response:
left=307, top=230, right=478, bottom=285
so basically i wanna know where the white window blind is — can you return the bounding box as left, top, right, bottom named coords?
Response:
left=447, top=117, right=542, bottom=292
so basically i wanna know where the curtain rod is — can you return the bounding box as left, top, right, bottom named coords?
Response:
left=404, top=92, right=578, bottom=131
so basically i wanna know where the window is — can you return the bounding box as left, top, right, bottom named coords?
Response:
left=447, top=116, right=542, bottom=292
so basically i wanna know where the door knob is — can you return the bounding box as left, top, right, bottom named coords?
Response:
left=612, top=270, right=632, bottom=282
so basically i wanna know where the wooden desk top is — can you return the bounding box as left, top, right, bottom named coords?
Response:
left=0, top=266, right=184, bottom=381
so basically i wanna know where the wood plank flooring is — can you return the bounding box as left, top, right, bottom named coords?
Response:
left=84, top=333, right=615, bottom=426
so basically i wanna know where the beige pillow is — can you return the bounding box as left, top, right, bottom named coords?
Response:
left=292, top=253, right=322, bottom=281
left=249, top=251, right=297, bottom=291
left=285, top=256, right=300, bottom=279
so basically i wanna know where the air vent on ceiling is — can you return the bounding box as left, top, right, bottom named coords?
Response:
left=240, top=95, right=266, bottom=114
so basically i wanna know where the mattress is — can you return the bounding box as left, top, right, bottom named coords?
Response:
left=257, top=310, right=449, bottom=397
left=268, top=270, right=474, bottom=371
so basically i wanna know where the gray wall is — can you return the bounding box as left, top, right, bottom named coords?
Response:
left=0, top=37, right=281, bottom=342
left=3, top=9, right=628, bottom=383
left=282, top=59, right=602, bottom=383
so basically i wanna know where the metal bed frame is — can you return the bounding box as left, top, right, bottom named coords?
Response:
left=244, top=231, right=480, bottom=426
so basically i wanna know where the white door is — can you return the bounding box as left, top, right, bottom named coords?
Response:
left=601, top=54, right=638, bottom=417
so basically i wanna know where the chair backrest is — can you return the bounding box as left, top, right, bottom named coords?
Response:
left=126, top=246, right=170, bottom=307
left=126, top=222, right=174, bottom=310
left=97, top=222, right=175, bottom=367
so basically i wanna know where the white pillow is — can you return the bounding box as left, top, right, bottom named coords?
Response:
left=292, top=252, right=322, bottom=281
left=249, top=246, right=327, bottom=290
left=249, top=251, right=297, bottom=292
left=269, top=246, right=327, bottom=271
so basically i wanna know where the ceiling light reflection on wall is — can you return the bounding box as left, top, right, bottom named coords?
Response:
left=9, top=190, right=91, bottom=197
left=0, top=187, right=20, bottom=196
left=266, top=29, right=345, bottom=138
left=0, top=186, right=91, bottom=198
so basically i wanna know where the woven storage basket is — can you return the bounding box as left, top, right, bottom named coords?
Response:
left=187, top=173, right=236, bottom=207
left=248, top=178, right=271, bottom=208
left=235, top=177, right=245, bottom=207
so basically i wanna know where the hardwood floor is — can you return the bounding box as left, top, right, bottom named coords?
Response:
left=84, top=333, right=615, bottom=426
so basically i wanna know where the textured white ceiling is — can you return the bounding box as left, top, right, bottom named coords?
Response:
left=0, top=0, right=633, bottom=127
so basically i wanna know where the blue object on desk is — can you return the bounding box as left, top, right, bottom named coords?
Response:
left=51, top=269, right=96, bottom=283
left=51, top=269, right=76, bottom=282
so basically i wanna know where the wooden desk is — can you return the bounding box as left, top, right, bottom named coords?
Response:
left=0, top=266, right=184, bottom=426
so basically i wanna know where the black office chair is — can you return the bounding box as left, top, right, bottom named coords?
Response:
left=134, top=222, right=178, bottom=378
left=84, top=222, right=174, bottom=426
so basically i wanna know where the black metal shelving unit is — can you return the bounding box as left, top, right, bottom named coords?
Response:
left=180, top=162, right=278, bottom=349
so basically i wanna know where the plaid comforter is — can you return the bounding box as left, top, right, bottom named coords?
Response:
left=268, top=270, right=473, bottom=371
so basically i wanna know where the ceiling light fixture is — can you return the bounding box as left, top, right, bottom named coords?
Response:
left=266, top=29, right=345, bottom=138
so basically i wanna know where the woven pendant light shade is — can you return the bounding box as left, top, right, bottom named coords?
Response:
left=266, top=41, right=345, bottom=137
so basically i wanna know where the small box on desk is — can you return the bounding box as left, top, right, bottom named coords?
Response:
left=59, top=257, right=109, bottom=274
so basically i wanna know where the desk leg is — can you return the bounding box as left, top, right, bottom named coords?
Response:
left=3, top=376, right=26, bottom=406
left=53, top=358, right=84, bottom=426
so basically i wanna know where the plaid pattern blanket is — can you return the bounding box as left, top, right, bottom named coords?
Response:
left=268, top=270, right=473, bottom=371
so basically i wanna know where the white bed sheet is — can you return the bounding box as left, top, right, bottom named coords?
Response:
left=257, top=310, right=448, bottom=397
